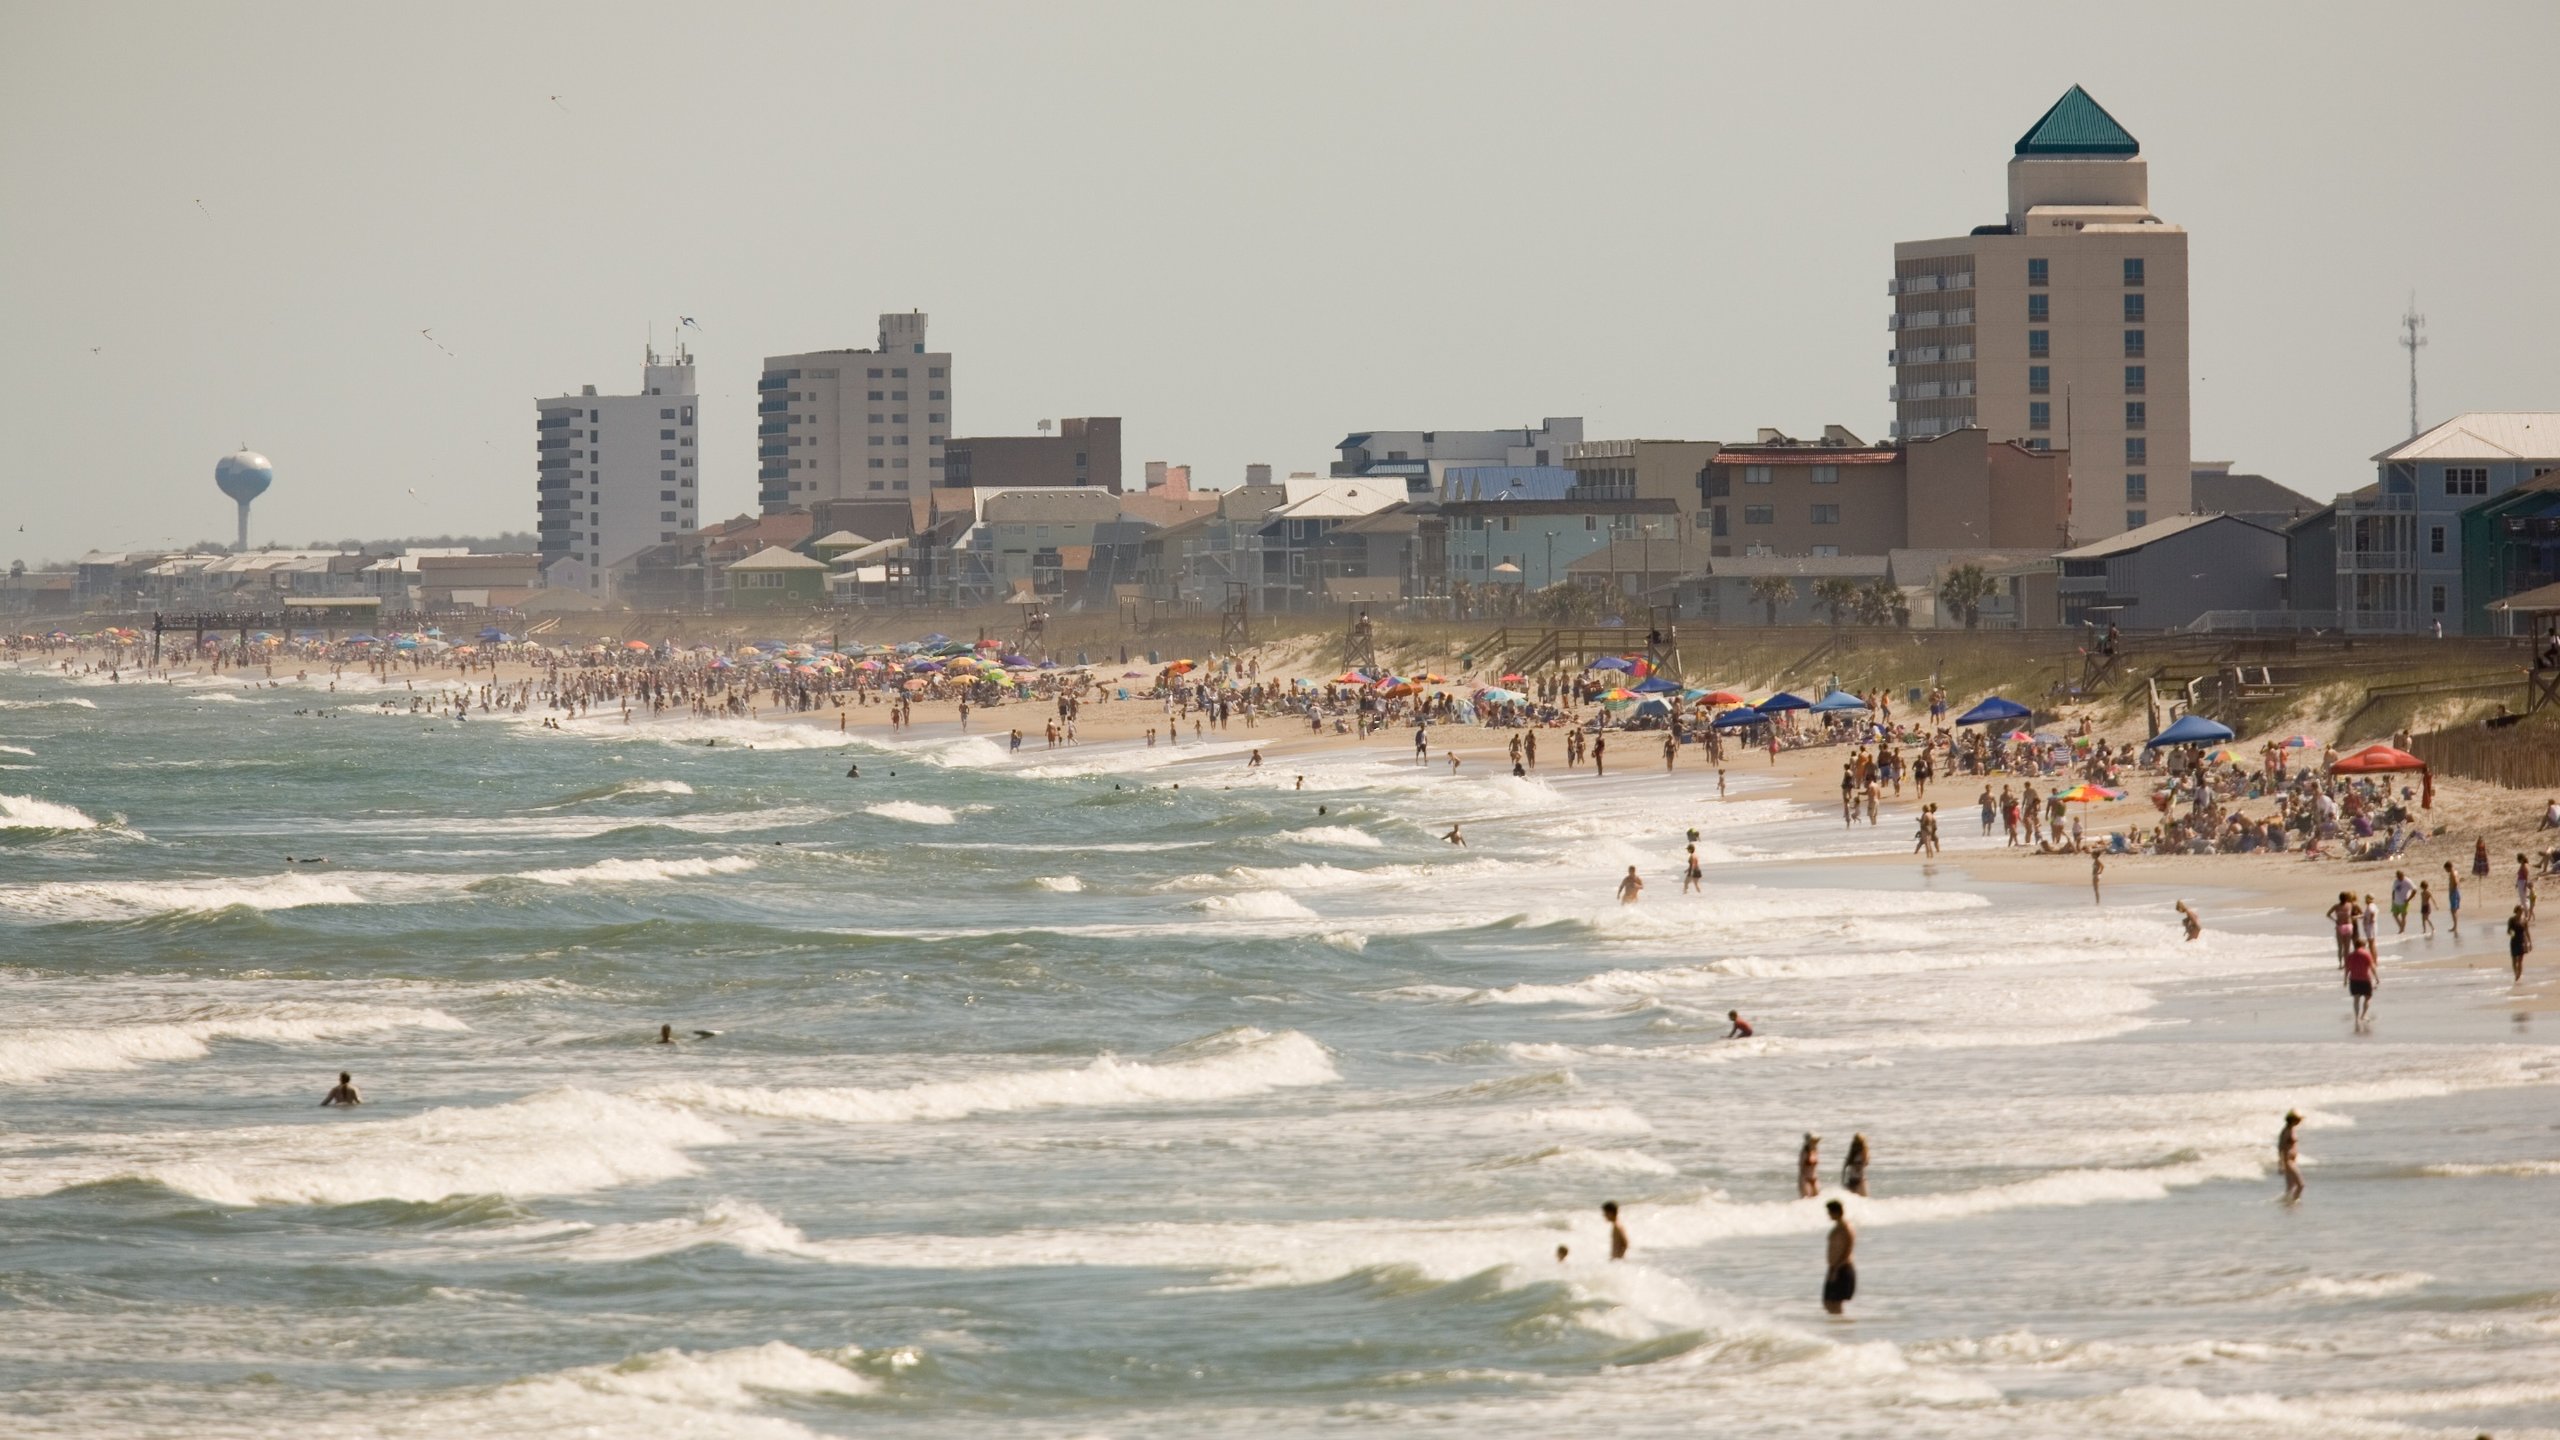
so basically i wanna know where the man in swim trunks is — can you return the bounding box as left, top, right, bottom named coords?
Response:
left=1725, top=1010, right=1753, bottom=1038
left=1682, top=845, right=1703, bottom=894
left=2344, top=941, right=2377, bottom=1027
left=321, top=1072, right=362, bottom=1107
left=1617, top=866, right=1642, bottom=904
left=1603, top=1200, right=1628, bottom=1261
left=2390, top=870, right=2414, bottom=933
left=1822, top=1200, right=1857, bottom=1315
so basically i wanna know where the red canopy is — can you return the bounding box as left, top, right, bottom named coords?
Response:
left=2329, top=744, right=2427, bottom=774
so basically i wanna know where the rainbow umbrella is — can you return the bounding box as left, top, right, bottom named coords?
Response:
left=2053, top=784, right=2125, bottom=803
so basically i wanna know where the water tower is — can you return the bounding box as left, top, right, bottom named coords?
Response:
left=214, top=449, right=273, bottom=551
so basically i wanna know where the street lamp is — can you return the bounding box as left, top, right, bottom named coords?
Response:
left=1543, top=530, right=1557, bottom=592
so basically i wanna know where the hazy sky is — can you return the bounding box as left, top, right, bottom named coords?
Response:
left=5, top=0, right=2555, bottom=561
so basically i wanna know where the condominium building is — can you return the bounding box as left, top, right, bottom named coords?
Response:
left=1892, top=85, right=2189, bottom=540
left=758, top=312, right=950, bottom=512
left=1333, top=418, right=1585, bottom=500
left=2333, top=412, right=2560, bottom=632
left=945, top=417, right=1122, bottom=491
left=534, top=344, right=699, bottom=594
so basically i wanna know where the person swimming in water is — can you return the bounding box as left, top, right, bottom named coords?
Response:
left=659, top=1024, right=676, bottom=1044
left=1602, top=1200, right=1628, bottom=1260
left=320, top=1071, right=362, bottom=1107
left=1725, top=1010, right=1753, bottom=1038
left=1798, top=1134, right=1821, bottom=1197
left=2278, top=1110, right=2305, bottom=1202
left=1822, top=1199, right=1857, bottom=1315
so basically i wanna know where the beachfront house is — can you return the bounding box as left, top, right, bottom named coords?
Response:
left=724, top=545, right=829, bottom=609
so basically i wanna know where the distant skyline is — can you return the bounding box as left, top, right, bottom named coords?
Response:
left=4, top=0, right=2555, bottom=559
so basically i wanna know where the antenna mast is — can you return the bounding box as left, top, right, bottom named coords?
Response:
left=2399, top=295, right=2426, bottom=437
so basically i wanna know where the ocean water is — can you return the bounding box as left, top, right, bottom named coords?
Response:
left=5, top=660, right=2558, bottom=1439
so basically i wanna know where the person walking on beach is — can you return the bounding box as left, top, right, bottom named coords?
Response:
left=1663, top=732, right=1678, bottom=773
left=2419, top=880, right=2436, bottom=936
left=1797, top=1134, right=1821, bottom=1198
left=320, top=1072, right=362, bottom=1107
left=1592, top=735, right=1607, bottom=778
left=2391, top=870, right=2415, bottom=934
left=2344, top=941, right=2378, bottom=1028
left=2474, top=837, right=2492, bottom=879
left=1603, top=1200, right=1629, bottom=1260
left=1414, top=725, right=1429, bottom=765
left=2511, top=905, right=2535, bottom=983
left=2446, top=864, right=2464, bottom=936
left=2278, top=1110, right=2305, bottom=1203
left=2326, top=892, right=2359, bottom=964
left=1725, top=1010, right=1754, bottom=1038
left=2519, top=853, right=2537, bottom=915
left=1682, top=845, right=1703, bottom=894
left=1822, top=1200, right=1857, bottom=1316
left=2091, top=851, right=2104, bottom=904
left=1616, top=866, right=1643, bottom=904
left=1842, top=1135, right=1871, bottom=1196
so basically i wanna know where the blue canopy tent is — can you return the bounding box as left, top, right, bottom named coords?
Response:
left=1711, top=707, right=1770, bottom=729
left=2145, top=713, right=2236, bottom=749
left=1630, top=698, right=1672, bottom=720
left=1808, top=689, right=1868, bottom=713
left=1632, top=676, right=1681, bottom=694
left=1587, top=656, right=1635, bottom=672
left=1955, top=696, right=2032, bottom=726
left=1757, top=692, right=1810, bottom=713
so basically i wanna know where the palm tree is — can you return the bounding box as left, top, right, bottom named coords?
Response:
left=1853, top=579, right=1899, bottom=627
left=1748, top=575, right=1796, bottom=626
left=1811, top=576, right=1861, bottom=629
left=1938, top=564, right=1994, bottom=631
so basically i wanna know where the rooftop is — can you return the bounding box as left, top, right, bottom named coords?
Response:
left=1699, top=554, right=1892, bottom=579
left=2054, top=513, right=2279, bottom=560
left=2014, top=85, right=2139, bottom=158
left=726, top=545, right=828, bottom=572
left=2372, top=412, right=2560, bottom=464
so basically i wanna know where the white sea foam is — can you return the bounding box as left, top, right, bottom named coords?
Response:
left=0, top=793, right=102, bottom=831
left=0, top=872, right=379, bottom=921
left=864, top=800, right=956, bottom=825
left=511, top=855, right=759, bottom=886
left=0, top=744, right=34, bottom=755
left=1275, top=824, right=1383, bottom=848
left=0, top=1002, right=467, bottom=1085
left=1189, top=890, right=1317, bottom=920
left=2415, top=1158, right=2560, bottom=1177
left=0, top=1087, right=725, bottom=1206
left=2280, top=1270, right=2433, bottom=1300
left=614, top=717, right=854, bottom=751
left=536, top=778, right=698, bottom=808
left=641, top=1027, right=1334, bottom=1125
left=297, top=1339, right=876, bottom=1440
left=1033, top=874, right=1084, bottom=892
left=0, top=696, right=96, bottom=709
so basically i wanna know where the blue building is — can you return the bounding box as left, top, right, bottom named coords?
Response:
left=2333, top=413, right=2560, bottom=632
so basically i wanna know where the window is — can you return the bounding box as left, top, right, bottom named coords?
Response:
left=2027, top=438, right=2051, bottom=452
left=929, top=389, right=947, bottom=401
left=2029, top=366, right=2051, bottom=395
left=659, top=408, right=674, bottom=420
left=869, top=414, right=885, bottom=424
left=928, top=412, right=945, bottom=423
left=868, top=390, right=884, bottom=401
left=2029, top=402, right=2051, bottom=431
left=2444, top=467, right=2489, bottom=495
left=2123, top=257, right=2145, bottom=286
left=2125, top=474, right=2147, bottom=501
left=1744, top=543, right=1775, bottom=557
left=2027, top=257, right=2049, bottom=286
left=1810, top=465, right=1839, bottom=484
left=868, top=458, right=885, bottom=469
left=2123, top=294, right=2146, bottom=323
left=2124, top=330, right=2145, bottom=358
left=1810, top=504, right=1841, bottom=525
left=2126, top=510, right=2148, bottom=529
left=660, top=489, right=677, bottom=502
left=2430, top=585, right=2447, bottom=614
left=1810, top=545, right=1840, bottom=557
left=867, top=368, right=883, bottom=379
left=1743, top=505, right=1774, bottom=525
left=2027, top=294, right=2050, bottom=322
left=892, top=414, right=907, bottom=424
left=659, top=469, right=676, bottom=481
left=894, top=435, right=909, bottom=445
left=868, top=436, right=884, bottom=447
left=891, top=368, right=907, bottom=378
left=659, top=428, right=675, bottom=440
left=2430, top=525, right=2446, bottom=554
left=1743, top=465, right=1773, bottom=485
left=1584, top=515, right=1598, bottom=530
left=660, top=510, right=677, bottom=523
left=659, top=449, right=676, bottom=461
left=2124, top=365, right=2146, bottom=394
left=1499, top=516, right=1515, bottom=532
left=2125, top=438, right=2147, bottom=465
left=2028, top=329, right=2050, bottom=358
left=892, top=391, right=907, bottom=401
left=2125, top=402, right=2146, bottom=430
left=893, top=458, right=908, bottom=468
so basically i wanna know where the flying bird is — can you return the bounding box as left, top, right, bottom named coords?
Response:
left=679, top=316, right=700, bottom=330
left=194, top=199, right=210, bottom=219
left=419, top=328, right=454, bottom=357
left=549, top=95, right=570, bottom=112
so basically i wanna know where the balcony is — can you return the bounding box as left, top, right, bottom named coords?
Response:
left=757, top=374, right=789, bottom=391
left=536, top=415, right=571, bottom=430
left=758, top=421, right=787, bottom=436
left=758, top=397, right=788, bottom=413
left=1886, top=272, right=1975, bottom=295
left=759, top=443, right=787, bottom=458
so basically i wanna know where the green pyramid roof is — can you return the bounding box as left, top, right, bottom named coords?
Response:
left=2014, top=85, right=2139, bottom=157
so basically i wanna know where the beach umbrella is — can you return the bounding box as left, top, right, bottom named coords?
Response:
left=2005, top=729, right=2036, bottom=742
left=2054, top=784, right=2125, bottom=803
left=1382, top=683, right=1420, bottom=697
left=1954, top=696, right=2031, bottom=726
left=1757, top=692, right=1810, bottom=713
left=1334, top=670, right=1368, bottom=684
left=902, top=677, right=928, bottom=690
left=1478, top=687, right=1525, bottom=703
left=1499, top=672, right=1526, bottom=684
left=2279, top=734, right=2318, bottom=748
left=2203, top=746, right=2241, bottom=766
left=624, top=640, right=653, bottom=652
left=1808, top=689, right=1868, bottom=713
left=1167, top=659, right=1196, bottom=673
left=908, top=659, right=943, bottom=671
left=1710, top=707, right=1769, bottom=729
left=1696, top=689, right=1744, bottom=705
left=1598, top=687, right=1637, bottom=702
left=1588, top=656, right=1634, bottom=672
left=2144, top=713, right=2236, bottom=749
left=2329, top=744, right=2427, bottom=774
left=1633, top=676, right=1681, bottom=694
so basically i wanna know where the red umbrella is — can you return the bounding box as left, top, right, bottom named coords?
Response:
left=1697, top=689, right=1745, bottom=705
left=2328, top=744, right=2426, bottom=774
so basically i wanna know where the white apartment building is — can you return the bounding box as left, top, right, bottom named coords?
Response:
left=1892, top=85, right=2190, bottom=540
left=1332, top=418, right=1585, bottom=500
left=534, top=344, right=700, bottom=595
left=759, top=312, right=950, bottom=512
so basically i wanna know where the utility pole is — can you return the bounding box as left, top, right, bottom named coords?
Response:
left=2399, top=296, right=2427, bottom=437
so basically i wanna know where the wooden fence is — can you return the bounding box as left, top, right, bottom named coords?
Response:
left=2409, top=722, right=2560, bottom=791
